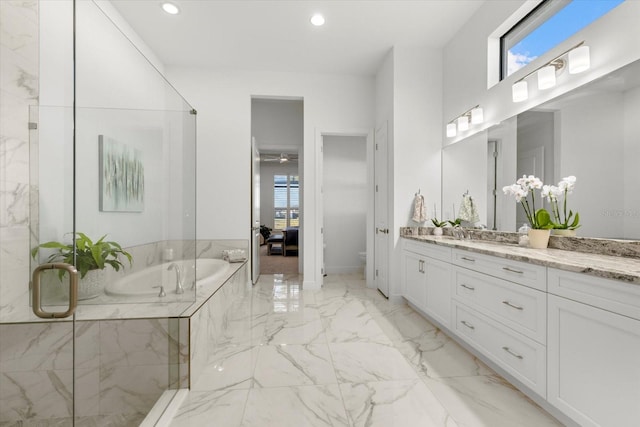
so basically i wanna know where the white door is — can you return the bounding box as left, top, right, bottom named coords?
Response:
left=251, top=137, right=261, bottom=284
left=374, top=122, right=390, bottom=297
left=516, top=147, right=544, bottom=229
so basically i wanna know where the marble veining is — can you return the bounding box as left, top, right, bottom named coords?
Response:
left=165, top=273, right=561, bottom=427
left=402, top=233, right=640, bottom=285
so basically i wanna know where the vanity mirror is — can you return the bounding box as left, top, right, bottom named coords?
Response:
left=442, top=58, right=640, bottom=240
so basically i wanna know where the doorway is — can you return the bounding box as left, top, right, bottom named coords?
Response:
left=250, top=98, right=303, bottom=278
left=322, top=135, right=367, bottom=278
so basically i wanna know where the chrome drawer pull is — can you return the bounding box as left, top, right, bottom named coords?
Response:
left=502, top=346, right=524, bottom=359
left=460, top=284, right=475, bottom=291
left=461, top=320, right=475, bottom=330
left=502, top=266, right=524, bottom=274
left=502, top=300, right=524, bottom=310
left=461, top=257, right=476, bottom=262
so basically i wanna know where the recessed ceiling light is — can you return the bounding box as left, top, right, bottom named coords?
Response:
left=310, top=14, right=325, bottom=26
left=162, top=2, right=180, bottom=15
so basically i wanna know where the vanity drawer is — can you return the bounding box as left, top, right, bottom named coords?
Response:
left=548, top=268, right=640, bottom=321
left=453, top=301, right=547, bottom=397
left=454, top=267, right=546, bottom=344
left=452, top=249, right=546, bottom=291
left=403, top=239, right=452, bottom=263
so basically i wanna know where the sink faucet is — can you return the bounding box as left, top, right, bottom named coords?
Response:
left=167, top=262, right=184, bottom=294
left=452, top=225, right=465, bottom=240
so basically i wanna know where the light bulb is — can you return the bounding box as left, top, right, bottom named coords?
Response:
left=512, top=80, right=528, bottom=102
left=457, top=116, right=469, bottom=132
left=310, top=14, right=325, bottom=26
left=471, top=107, right=483, bottom=124
left=537, top=65, right=556, bottom=90
left=446, top=123, right=457, bottom=137
left=161, top=2, right=180, bottom=14
left=569, top=45, right=590, bottom=74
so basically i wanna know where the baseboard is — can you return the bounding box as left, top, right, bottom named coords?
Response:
left=324, top=266, right=364, bottom=274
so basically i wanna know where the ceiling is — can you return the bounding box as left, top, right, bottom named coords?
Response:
left=110, top=0, right=485, bottom=76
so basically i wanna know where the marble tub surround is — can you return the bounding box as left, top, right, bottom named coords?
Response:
left=167, top=273, right=560, bottom=427
left=400, top=226, right=640, bottom=259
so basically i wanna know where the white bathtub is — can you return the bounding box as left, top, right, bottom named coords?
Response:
left=105, top=258, right=231, bottom=298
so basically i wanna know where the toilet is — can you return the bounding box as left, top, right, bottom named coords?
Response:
left=358, top=252, right=366, bottom=270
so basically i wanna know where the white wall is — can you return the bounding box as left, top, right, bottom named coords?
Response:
left=259, top=161, right=299, bottom=232
left=38, top=1, right=195, bottom=249
left=558, top=91, right=625, bottom=238
left=382, top=45, right=443, bottom=299
left=166, top=67, right=375, bottom=288
left=323, top=135, right=367, bottom=274
left=444, top=0, right=640, bottom=145
left=442, top=131, right=488, bottom=226
left=251, top=99, right=303, bottom=151
left=624, top=86, right=640, bottom=238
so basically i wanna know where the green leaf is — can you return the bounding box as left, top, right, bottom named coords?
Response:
left=569, top=212, right=580, bottom=229
left=535, top=208, right=553, bottom=229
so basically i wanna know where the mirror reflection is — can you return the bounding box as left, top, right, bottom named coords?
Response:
left=443, top=59, right=640, bottom=239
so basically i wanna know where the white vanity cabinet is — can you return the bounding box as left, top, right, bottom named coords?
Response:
left=451, top=249, right=548, bottom=397
left=547, top=268, right=640, bottom=427
left=401, top=240, right=452, bottom=327
left=400, top=237, right=640, bottom=426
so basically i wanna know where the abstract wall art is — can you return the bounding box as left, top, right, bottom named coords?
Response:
left=99, top=135, right=145, bottom=212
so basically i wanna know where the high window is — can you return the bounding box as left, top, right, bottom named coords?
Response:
left=501, top=0, right=624, bottom=79
left=274, top=174, right=299, bottom=230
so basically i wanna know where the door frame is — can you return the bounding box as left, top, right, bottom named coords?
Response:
left=315, top=128, right=374, bottom=288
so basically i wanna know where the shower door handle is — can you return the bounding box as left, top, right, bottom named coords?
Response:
left=32, top=263, right=78, bottom=319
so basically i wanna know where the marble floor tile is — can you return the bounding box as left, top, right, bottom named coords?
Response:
left=190, top=345, right=259, bottom=391
left=424, top=374, right=563, bottom=427
left=168, top=389, right=248, bottom=427
left=321, top=299, right=392, bottom=345
left=263, top=314, right=326, bottom=345
left=329, top=342, right=418, bottom=383
left=253, top=343, right=337, bottom=388
left=242, top=385, right=349, bottom=427
left=396, top=329, right=492, bottom=379
left=341, top=380, right=460, bottom=427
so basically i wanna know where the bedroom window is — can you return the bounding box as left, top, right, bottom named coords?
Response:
left=274, top=174, right=299, bottom=230
left=501, top=0, right=624, bottom=79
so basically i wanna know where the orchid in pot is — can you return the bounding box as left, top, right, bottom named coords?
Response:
left=542, top=176, right=580, bottom=236
left=503, top=175, right=553, bottom=248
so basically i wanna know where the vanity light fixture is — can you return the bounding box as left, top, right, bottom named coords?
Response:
left=569, top=45, right=590, bottom=74
left=470, top=106, right=484, bottom=124
left=537, top=65, right=557, bottom=90
left=511, top=41, right=590, bottom=102
left=162, top=2, right=180, bottom=15
left=446, top=105, right=484, bottom=138
left=446, top=123, right=457, bottom=138
left=310, top=14, right=325, bottom=26
left=457, top=115, right=469, bottom=132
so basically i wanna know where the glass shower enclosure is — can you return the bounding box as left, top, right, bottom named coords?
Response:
left=0, top=1, right=196, bottom=425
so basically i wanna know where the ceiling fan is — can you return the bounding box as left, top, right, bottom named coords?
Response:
left=262, top=153, right=298, bottom=163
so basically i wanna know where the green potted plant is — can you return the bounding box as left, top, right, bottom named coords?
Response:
left=542, top=176, right=580, bottom=236
left=503, top=175, right=554, bottom=248
left=431, top=218, right=448, bottom=236
left=32, top=232, right=132, bottom=300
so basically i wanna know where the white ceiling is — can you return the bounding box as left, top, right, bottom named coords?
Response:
left=110, top=0, right=485, bottom=76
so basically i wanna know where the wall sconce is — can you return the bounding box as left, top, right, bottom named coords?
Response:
left=512, top=41, right=590, bottom=103
left=446, top=105, right=484, bottom=138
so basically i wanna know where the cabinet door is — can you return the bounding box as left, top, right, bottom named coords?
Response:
left=548, top=295, right=640, bottom=427
left=424, top=257, right=452, bottom=327
left=403, top=251, right=426, bottom=311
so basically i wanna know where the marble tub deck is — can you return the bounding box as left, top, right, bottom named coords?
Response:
left=168, top=273, right=561, bottom=427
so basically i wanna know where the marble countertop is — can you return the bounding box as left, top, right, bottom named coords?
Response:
left=402, top=235, right=640, bottom=285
